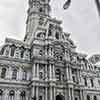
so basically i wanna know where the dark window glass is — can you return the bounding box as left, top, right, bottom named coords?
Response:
left=87, top=95, right=90, bottom=100
left=20, top=91, right=26, bottom=100
left=39, top=96, right=42, bottom=100
left=55, top=32, right=59, bottom=40
left=39, top=72, right=43, bottom=79
left=94, top=96, right=97, bottom=100
left=90, top=79, right=94, bottom=87
left=10, top=46, right=16, bottom=57
left=75, top=97, right=78, bottom=100
left=84, top=77, right=87, bottom=86
left=1, top=68, right=6, bottom=79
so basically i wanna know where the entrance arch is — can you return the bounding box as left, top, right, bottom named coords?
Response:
left=56, top=95, right=65, bottom=100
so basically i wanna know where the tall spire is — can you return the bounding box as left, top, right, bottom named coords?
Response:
left=24, top=0, right=51, bottom=43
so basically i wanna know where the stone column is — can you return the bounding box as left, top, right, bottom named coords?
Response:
left=37, top=63, right=39, bottom=80
left=8, top=67, right=12, bottom=80
left=9, top=46, right=11, bottom=57
left=80, top=90, right=83, bottom=100
left=49, top=64, right=52, bottom=80
left=17, top=67, right=22, bottom=80
left=16, top=90, right=20, bottom=100
left=45, top=48, right=48, bottom=57
left=69, top=67, right=72, bottom=81
left=45, top=64, right=48, bottom=81
left=49, top=48, right=51, bottom=57
left=3, top=89, right=9, bottom=100
left=53, top=65, right=55, bottom=81
left=32, top=63, right=36, bottom=80
left=26, top=91, right=29, bottom=100
left=54, top=87, right=56, bottom=100
left=68, top=88, right=71, bottom=100
left=50, top=87, right=53, bottom=100
left=71, top=88, right=74, bottom=100
left=51, top=48, right=54, bottom=57
left=45, top=87, right=48, bottom=100
left=66, top=66, right=69, bottom=81
left=36, top=87, right=39, bottom=100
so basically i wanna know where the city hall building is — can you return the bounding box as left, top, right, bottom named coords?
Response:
left=0, top=0, right=100, bottom=100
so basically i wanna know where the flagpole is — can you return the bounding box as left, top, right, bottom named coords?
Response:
left=95, top=0, right=100, bottom=17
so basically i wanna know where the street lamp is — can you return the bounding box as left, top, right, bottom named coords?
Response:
left=95, top=0, right=100, bottom=17
left=63, top=0, right=100, bottom=18
left=63, top=0, right=71, bottom=9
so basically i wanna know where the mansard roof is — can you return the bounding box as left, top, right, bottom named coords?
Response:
left=5, top=38, right=30, bottom=48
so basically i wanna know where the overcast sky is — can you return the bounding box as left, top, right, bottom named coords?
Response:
left=0, top=0, right=100, bottom=56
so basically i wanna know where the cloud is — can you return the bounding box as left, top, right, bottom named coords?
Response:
left=0, top=0, right=100, bottom=56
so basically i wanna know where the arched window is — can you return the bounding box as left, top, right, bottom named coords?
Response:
left=94, top=96, right=97, bottom=100
left=0, top=90, right=3, bottom=100
left=20, top=91, right=26, bottom=100
left=12, top=69, right=17, bottom=80
left=9, top=90, right=15, bottom=100
left=1, top=68, right=6, bottom=79
left=87, top=95, right=90, bottom=100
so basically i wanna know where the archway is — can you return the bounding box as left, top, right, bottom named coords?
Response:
left=56, top=95, right=65, bottom=100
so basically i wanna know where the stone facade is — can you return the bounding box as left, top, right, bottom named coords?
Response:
left=0, top=0, right=100, bottom=100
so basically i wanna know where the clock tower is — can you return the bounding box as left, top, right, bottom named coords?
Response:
left=24, top=0, right=51, bottom=43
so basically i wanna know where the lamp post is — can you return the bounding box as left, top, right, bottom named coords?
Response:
left=95, top=0, right=100, bottom=17
left=63, top=0, right=71, bottom=9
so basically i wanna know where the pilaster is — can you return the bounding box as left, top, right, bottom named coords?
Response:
left=50, top=87, right=53, bottom=100
left=18, top=67, right=22, bottom=80
left=3, top=89, right=9, bottom=100
left=36, top=87, right=39, bottom=100
left=32, top=63, right=36, bottom=80
left=68, top=87, right=71, bottom=100
left=45, top=87, right=48, bottom=100
left=49, top=64, right=52, bottom=80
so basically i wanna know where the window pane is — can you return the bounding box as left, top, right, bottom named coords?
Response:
left=1, top=68, right=6, bottom=79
